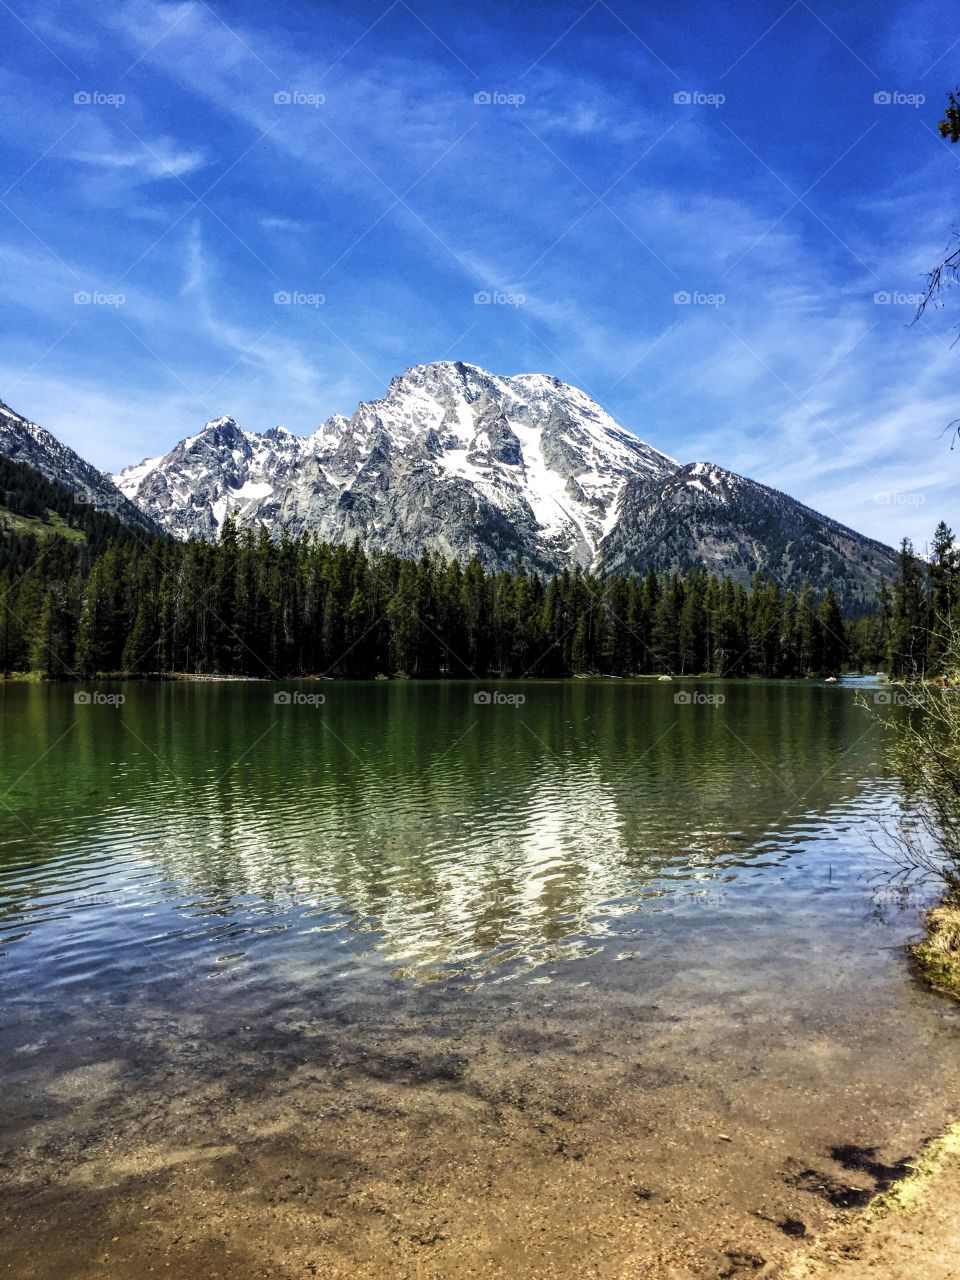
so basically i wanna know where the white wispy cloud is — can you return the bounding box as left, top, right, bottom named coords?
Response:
left=70, top=137, right=207, bottom=180
left=0, top=0, right=956, bottom=554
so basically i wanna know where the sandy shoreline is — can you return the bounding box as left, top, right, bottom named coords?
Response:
left=1, top=943, right=958, bottom=1280
left=780, top=1122, right=960, bottom=1279
left=776, top=924, right=960, bottom=1280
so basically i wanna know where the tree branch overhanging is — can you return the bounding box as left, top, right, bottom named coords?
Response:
left=912, top=92, right=960, bottom=324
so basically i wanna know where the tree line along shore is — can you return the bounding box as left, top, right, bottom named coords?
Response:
left=2, top=495, right=956, bottom=680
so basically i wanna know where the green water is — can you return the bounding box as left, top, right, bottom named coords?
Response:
left=0, top=677, right=904, bottom=988
left=4, top=678, right=960, bottom=1278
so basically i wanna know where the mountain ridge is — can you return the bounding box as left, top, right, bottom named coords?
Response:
left=114, top=361, right=678, bottom=572
left=0, top=399, right=159, bottom=535
left=0, top=363, right=896, bottom=609
left=111, top=360, right=895, bottom=608
left=600, top=459, right=898, bottom=604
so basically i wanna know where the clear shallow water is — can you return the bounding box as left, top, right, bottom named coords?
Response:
left=1, top=679, right=959, bottom=1279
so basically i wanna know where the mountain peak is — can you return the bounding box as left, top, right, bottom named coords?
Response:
left=401, top=358, right=488, bottom=380
left=105, top=363, right=895, bottom=607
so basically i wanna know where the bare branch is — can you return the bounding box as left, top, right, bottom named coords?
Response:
left=861, top=620, right=960, bottom=892
left=913, top=233, right=960, bottom=321
left=912, top=91, right=960, bottom=322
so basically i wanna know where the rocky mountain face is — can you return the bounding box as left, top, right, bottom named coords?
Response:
left=5, top=362, right=893, bottom=608
left=601, top=462, right=897, bottom=609
left=114, top=362, right=677, bottom=576
left=113, top=361, right=895, bottom=607
left=0, top=399, right=158, bottom=534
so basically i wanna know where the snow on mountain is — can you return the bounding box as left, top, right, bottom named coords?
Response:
left=0, top=399, right=159, bottom=533
left=111, top=360, right=897, bottom=607
left=113, top=361, right=677, bottom=572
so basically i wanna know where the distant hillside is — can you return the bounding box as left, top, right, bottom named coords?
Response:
left=0, top=399, right=160, bottom=535
left=0, top=454, right=165, bottom=575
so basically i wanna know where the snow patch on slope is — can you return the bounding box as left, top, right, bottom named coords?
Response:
left=113, top=361, right=681, bottom=562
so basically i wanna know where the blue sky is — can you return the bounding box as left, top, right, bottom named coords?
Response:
left=0, top=0, right=957, bottom=548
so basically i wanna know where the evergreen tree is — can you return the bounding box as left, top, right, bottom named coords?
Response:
left=749, top=573, right=781, bottom=676
left=889, top=538, right=929, bottom=677
left=31, top=583, right=76, bottom=678
left=928, top=521, right=959, bottom=671
left=651, top=574, right=682, bottom=672
left=4, top=511, right=957, bottom=685
left=796, top=582, right=821, bottom=676
left=818, top=587, right=847, bottom=674
left=678, top=570, right=708, bottom=674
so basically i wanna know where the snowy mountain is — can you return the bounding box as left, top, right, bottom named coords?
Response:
left=114, top=362, right=676, bottom=574
left=105, top=359, right=895, bottom=606
left=0, top=399, right=158, bottom=534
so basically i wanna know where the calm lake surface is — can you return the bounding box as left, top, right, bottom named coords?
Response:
left=1, top=679, right=959, bottom=1279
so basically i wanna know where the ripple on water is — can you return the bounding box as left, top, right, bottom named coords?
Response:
left=0, top=677, right=923, bottom=998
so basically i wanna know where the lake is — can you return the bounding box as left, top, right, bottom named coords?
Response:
left=1, top=679, right=958, bottom=1279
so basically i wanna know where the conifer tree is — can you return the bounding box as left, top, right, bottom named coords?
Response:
left=31, top=583, right=76, bottom=678
left=928, top=521, right=959, bottom=670
left=818, top=587, right=847, bottom=674
left=889, top=538, right=929, bottom=677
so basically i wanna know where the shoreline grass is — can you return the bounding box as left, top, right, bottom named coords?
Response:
left=910, top=898, right=960, bottom=999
